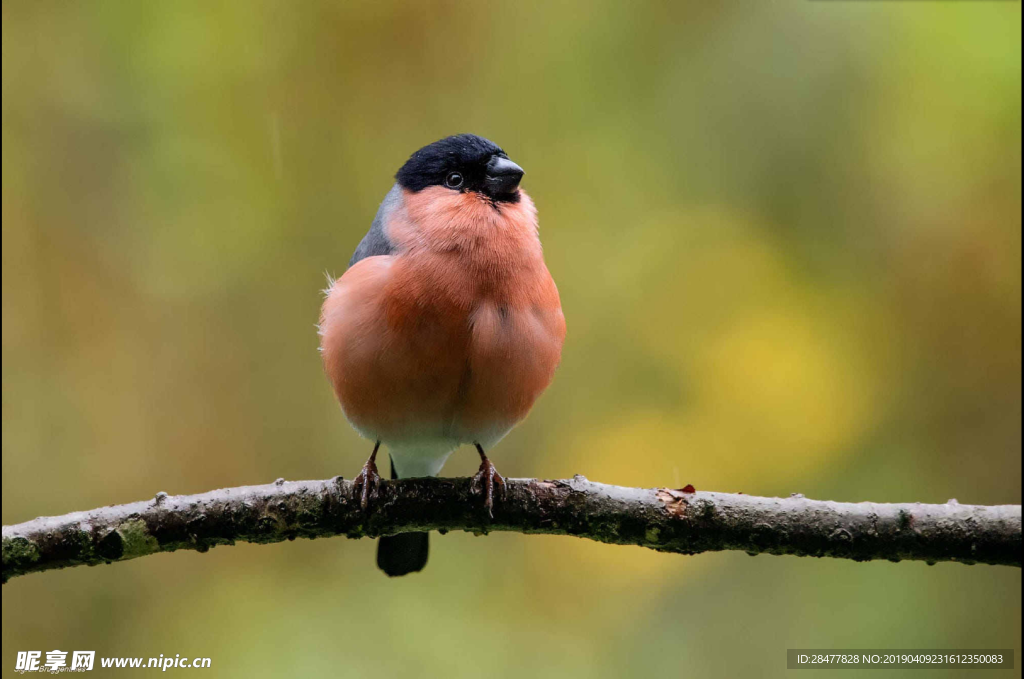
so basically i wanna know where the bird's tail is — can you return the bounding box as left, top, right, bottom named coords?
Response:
left=376, top=459, right=429, bottom=577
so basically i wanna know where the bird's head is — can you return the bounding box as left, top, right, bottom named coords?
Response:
left=395, top=134, right=524, bottom=204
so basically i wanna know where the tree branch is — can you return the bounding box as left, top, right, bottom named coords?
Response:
left=3, top=475, right=1020, bottom=582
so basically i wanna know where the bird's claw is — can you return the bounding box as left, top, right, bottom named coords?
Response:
left=472, top=457, right=506, bottom=517
left=353, top=459, right=382, bottom=510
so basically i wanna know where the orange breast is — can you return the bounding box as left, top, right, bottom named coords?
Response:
left=319, top=188, right=565, bottom=448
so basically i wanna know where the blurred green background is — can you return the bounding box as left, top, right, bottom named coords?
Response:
left=3, top=1, right=1020, bottom=677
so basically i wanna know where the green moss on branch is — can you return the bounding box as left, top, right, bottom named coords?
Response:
left=3, top=475, right=1020, bottom=583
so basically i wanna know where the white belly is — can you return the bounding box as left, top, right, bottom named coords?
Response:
left=388, top=440, right=459, bottom=479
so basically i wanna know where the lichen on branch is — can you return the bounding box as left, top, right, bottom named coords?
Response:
left=3, top=475, right=1021, bottom=582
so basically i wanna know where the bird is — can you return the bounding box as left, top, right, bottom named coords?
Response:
left=318, top=134, right=566, bottom=577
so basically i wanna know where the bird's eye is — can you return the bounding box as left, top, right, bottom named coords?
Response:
left=445, top=172, right=464, bottom=189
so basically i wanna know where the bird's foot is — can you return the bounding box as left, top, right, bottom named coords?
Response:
left=353, top=458, right=382, bottom=510
left=471, top=456, right=506, bottom=517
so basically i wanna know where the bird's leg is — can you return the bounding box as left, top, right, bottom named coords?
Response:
left=353, top=441, right=382, bottom=510
left=471, top=444, right=506, bottom=517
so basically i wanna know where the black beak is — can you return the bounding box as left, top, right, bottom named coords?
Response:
left=484, top=155, right=524, bottom=198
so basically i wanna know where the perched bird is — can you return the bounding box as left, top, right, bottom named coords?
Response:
left=319, top=134, right=566, bottom=576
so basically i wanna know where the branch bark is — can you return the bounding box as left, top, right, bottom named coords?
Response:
left=3, top=475, right=1020, bottom=582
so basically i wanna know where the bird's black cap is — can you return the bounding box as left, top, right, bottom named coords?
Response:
left=396, top=134, right=523, bottom=202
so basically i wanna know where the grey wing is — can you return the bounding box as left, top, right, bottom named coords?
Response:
left=349, top=184, right=402, bottom=267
